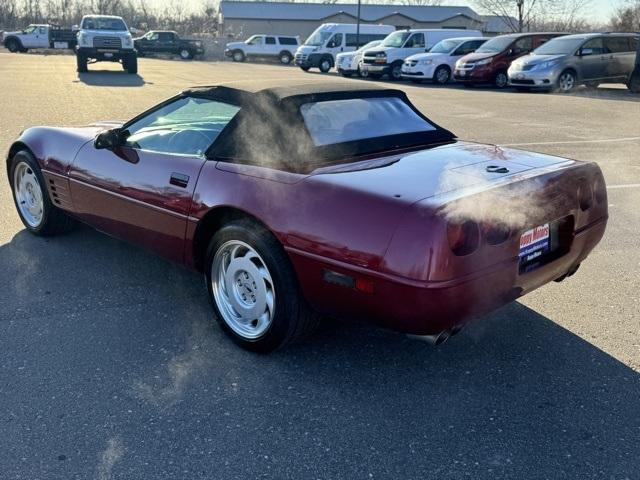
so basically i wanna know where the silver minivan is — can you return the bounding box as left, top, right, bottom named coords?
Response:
left=508, top=33, right=640, bottom=92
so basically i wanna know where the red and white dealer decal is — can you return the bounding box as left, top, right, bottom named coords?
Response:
left=519, top=223, right=551, bottom=262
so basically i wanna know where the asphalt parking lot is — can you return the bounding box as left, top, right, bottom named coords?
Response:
left=0, top=52, right=639, bottom=479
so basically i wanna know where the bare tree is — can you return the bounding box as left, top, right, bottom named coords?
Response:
left=472, top=0, right=593, bottom=33
left=610, top=0, right=640, bottom=32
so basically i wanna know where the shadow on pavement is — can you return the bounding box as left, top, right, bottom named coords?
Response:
left=0, top=227, right=638, bottom=479
left=75, top=71, right=149, bottom=87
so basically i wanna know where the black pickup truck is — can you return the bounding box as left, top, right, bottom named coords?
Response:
left=134, top=30, right=204, bottom=59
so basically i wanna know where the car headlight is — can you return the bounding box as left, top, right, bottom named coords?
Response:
left=420, top=59, right=433, bottom=65
left=532, top=59, right=559, bottom=71
left=476, top=57, right=493, bottom=66
left=194, top=41, right=202, bottom=47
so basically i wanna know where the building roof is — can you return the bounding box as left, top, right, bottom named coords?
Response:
left=219, top=1, right=482, bottom=23
left=481, top=15, right=518, bottom=34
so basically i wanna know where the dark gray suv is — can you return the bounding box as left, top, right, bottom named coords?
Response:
left=508, top=33, right=639, bottom=92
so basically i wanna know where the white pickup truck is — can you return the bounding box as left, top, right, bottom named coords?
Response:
left=75, top=15, right=137, bottom=74
left=2, top=24, right=77, bottom=52
left=225, top=35, right=300, bottom=64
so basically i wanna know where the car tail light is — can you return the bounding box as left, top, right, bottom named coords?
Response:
left=593, top=177, right=607, bottom=204
left=577, top=180, right=593, bottom=211
left=447, top=220, right=480, bottom=256
left=483, top=222, right=511, bottom=246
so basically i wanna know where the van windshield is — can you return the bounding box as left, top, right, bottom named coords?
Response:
left=304, top=30, right=333, bottom=46
left=533, top=37, right=584, bottom=55
left=475, top=36, right=513, bottom=53
left=381, top=31, right=410, bottom=48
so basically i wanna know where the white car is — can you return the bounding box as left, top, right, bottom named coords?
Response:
left=361, top=29, right=483, bottom=80
left=401, top=37, right=487, bottom=85
left=336, top=40, right=382, bottom=77
left=225, top=35, right=300, bottom=64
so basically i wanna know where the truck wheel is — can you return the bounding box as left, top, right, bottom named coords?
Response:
left=125, top=54, right=138, bottom=74
left=278, top=51, right=292, bottom=65
left=232, top=50, right=245, bottom=62
left=319, top=57, right=332, bottom=73
left=179, top=48, right=193, bottom=60
left=205, top=219, right=321, bottom=352
left=6, top=38, right=20, bottom=53
left=9, top=150, right=76, bottom=236
left=76, top=52, right=88, bottom=73
left=389, top=61, right=404, bottom=81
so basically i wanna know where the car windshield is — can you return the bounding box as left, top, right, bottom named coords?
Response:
left=533, top=37, right=585, bottom=55
left=429, top=39, right=463, bottom=54
left=476, top=36, right=514, bottom=53
left=300, top=97, right=435, bottom=147
left=82, top=17, right=127, bottom=31
left=124, top=97, right=240, bottom=156
left=381, top=31, right=411, bottom=48
left=304, top=30, right=333, bottom=46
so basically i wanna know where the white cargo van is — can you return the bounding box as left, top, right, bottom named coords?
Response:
left=295, top=23, right=395, bottom=73
left=361, top=29, right=483, bottom=80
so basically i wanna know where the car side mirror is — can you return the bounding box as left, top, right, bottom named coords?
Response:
left=579, top=48, right=593, bottom=56
left=95, top=128, right=123, bottom=150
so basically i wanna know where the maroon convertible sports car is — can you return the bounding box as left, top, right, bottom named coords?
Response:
left=7, top=83, right=607, bottom=351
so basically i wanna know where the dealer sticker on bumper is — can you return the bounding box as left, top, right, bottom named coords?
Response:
left=519, top=223, right=550, bottom=263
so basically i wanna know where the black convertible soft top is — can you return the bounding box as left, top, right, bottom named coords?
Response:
left=185, top=82, right=456, bottom=173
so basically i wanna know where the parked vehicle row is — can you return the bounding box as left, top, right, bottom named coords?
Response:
left=281, top=25, right=638, bottom=93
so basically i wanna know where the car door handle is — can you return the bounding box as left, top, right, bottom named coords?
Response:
left=170, top=172, right=189, bottom=188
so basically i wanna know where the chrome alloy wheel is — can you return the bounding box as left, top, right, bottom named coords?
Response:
left=211, top=240, right=276, bottom=339
left=13, top=161, right=44, bottom=228
left=558, top=72, right=575, bottom=92
left=435, top=67, right=450, bottom=84
left=180, top=49, right=190, bottom=59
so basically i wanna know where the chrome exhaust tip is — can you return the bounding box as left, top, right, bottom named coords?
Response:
left=408, top=329, right=451, bottom=346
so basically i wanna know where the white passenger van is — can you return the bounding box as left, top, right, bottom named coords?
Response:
left=361, top=28, right=483, bottom=80
left=295, top=23, right=395, bottom=73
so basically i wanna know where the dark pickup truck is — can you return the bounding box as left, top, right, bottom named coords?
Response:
left=134, top=30, right=204, bottom=59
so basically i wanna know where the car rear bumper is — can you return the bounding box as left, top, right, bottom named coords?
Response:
left=288, top=216, right=607, bottom=335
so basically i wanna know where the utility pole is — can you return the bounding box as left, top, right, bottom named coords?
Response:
left=516, top=0, right=524, bottom=33
left=356, top=0, right=361, bottom=48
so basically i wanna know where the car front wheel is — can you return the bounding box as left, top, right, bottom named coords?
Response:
left=232, top=50, right=245, bottom=62
left=6, top=39, right=20, bottom=53
left=494, top=71, right=508, bottom=88
left=319, top=57, right=332, bottom=73
left=9, top=150, right=76, bottom=236
left=433, top=65, right=451, bottom=85
left=205, top=220, right=320, bottom=352
left=179, top=48, right=193, bottom=60
left=557, top=70, right=577, bottom=93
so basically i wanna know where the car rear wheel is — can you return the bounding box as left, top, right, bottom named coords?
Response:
left=76, top=52, right=88, bottom=73
left=232, top=50, right=245, bottom=62
left=433, top=65, right=451, bottom=85
left=319, top=57, right=332, bottom=73
left=179, top=48, right=193, bottom=60
left=279, top=51, right=292, bottom=65
left=493, top=71, right=508, bottom=88
left=9, top=150, right=76, bottom=236
left=557, top=70, right=577, bottom=93
left=205, top=220, right=320, bottom=352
